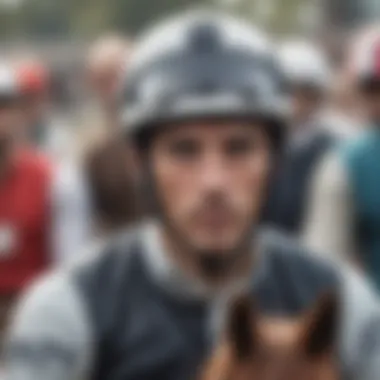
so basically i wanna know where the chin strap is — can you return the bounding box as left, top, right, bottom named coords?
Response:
left=197, top=254, right=236, bottom=280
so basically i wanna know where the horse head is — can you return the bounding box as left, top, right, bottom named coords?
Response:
left=201, top=291, right=340, bottom=380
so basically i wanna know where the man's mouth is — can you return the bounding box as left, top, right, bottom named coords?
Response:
left=196, top=208, right=235, bottom=229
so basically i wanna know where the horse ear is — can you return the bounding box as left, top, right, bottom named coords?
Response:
left=226, top=294, right=257, bottom=359
left=299, top=291, right=339, bottom=357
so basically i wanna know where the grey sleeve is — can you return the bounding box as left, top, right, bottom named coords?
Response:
left=339, top=267, right=380, bottom=380
left=2, top=273, right=93, bottom=380
left=51, top=162, right=93, bottom=264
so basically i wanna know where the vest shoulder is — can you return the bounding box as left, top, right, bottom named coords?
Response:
left=65, top=225, right=148, bottom=339
left=260, top=229, right=339, bottom=286
left=68, top=226, right=141, bottom=272
left=66, top=225, right=144, bottom=296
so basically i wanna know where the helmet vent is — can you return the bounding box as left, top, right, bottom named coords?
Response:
left=188, top=22, right=222, bottom=52
left=196, top=79, right=219, bottom=93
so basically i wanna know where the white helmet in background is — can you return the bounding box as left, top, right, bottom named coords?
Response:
left=278, top=39, right=331, bottom=91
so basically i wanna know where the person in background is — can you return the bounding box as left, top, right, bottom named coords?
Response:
left=83, top=134, right=140, bottom=236
left=54, top=34, right=138, bottom=245
left=4, top=12, right=380, bottom=380
left=0, top=64, right=53, bottom=344
left=321, top=27, right=369, bottom=141
left=322, top=67, right=362, bottom=140
left=81, top=34, right=141, bottom=236
left=80, top=34, right=130, bottom=141
left=303, top=29, right=380, bottom=289
left=263, top=39, right=336, bottom=236
left=14, top=59, right=93, bottom=262
left=16, top=59, right=71, bottom=161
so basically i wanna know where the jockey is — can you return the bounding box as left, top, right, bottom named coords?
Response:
left=0, top=64, right=52, bottom=343
left=0, top=63, right=93, bottom=344
left=0, top=64, right=53, bottom=296
left=4, top=11, right=380, bottom=380
left=303, top=29, right=380, bottom=290
left=0, top=62, right=91, bottom=292
left=16, top=59, right=92, bottom=262
left=264, top=39, right=336, bottom=234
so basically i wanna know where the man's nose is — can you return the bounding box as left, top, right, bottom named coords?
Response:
left=198, top=153, right=230, bottom=190
left=0, top=115, right=7, bottom=126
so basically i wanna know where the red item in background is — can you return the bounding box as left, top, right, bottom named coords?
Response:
left=17, top=62, right=49, bottom=96
left=0, top=150, right=52, bottom=295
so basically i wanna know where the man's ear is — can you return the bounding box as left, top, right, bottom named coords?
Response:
left=299, top=291, right=339, bottom=357
left=226, top=294, right=257, bottom=360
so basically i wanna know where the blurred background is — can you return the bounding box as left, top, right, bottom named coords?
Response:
left=1, top=0, right=380, bottom=353
left=1, top=0, right=378, bottom=37
left=0, top=0, right=377, bottom=117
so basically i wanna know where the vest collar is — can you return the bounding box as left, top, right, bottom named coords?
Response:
left=139, top=221, right=269, bottom=302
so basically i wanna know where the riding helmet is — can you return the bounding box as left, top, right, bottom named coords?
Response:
left=120, top=10, right=288, bottom=151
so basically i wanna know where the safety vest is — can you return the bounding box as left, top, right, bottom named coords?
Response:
left=0, top=149, right=52, bottom=295
left=71, top=229, right=338, bottom=380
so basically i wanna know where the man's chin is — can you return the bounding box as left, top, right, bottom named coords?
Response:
left=196, top=253, right=236, bottom=279
left=193, top=243, right=236, bottom=256
left=162, top=221, right=253, bottom=277
left=187, top=237, right=240, bottom=275
left=192, top=235, right=240, bottom=253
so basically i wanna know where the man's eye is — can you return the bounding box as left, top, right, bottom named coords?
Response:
left=225, top=139, right=256, bottom=157
left=169, top=141, right=200, bottom=159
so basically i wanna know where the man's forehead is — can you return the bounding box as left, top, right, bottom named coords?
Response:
left=158, top=121, right=262, bottom=139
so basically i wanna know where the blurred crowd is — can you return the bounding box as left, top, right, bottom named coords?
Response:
left=0, top=12, right=380, bottom=363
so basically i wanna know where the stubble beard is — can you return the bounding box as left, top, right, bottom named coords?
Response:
left=161, top=215, right=255, bottom=287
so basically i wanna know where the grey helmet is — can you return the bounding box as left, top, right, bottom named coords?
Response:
left=120, top=10, right=288, bottom=150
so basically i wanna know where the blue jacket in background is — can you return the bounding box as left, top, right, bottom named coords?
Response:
left=342, top=128, right=380, bottom=290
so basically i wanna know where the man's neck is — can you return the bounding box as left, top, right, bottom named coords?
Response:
left=141, top=222, right=260, bottom=300
left=161, top=228, right=254, bottom=296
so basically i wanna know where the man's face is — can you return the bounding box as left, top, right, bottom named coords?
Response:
left=150, top=121, right=272, bottom=256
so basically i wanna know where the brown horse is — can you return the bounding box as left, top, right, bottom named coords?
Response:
left=201, top=292, right=340, bottom=380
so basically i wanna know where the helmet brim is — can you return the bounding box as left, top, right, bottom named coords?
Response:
left=122, top=93, right=289, bottom=152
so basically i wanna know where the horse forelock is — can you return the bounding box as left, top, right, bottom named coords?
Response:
left=201, top=316, right=338, bottom=380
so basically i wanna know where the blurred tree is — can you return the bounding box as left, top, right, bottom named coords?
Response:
left=3, top=0, right=377, bottom=42
left=0, top=0, right=211, bottom=40
left=16, top=0, right=70, bottom=37
left=112, top=0, right=208, bottom=34
left=0, top=9, right=17, bottom=37
left=215, top=0, right=308, bottom=35
left=68, top=0, right=114, bottom=37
